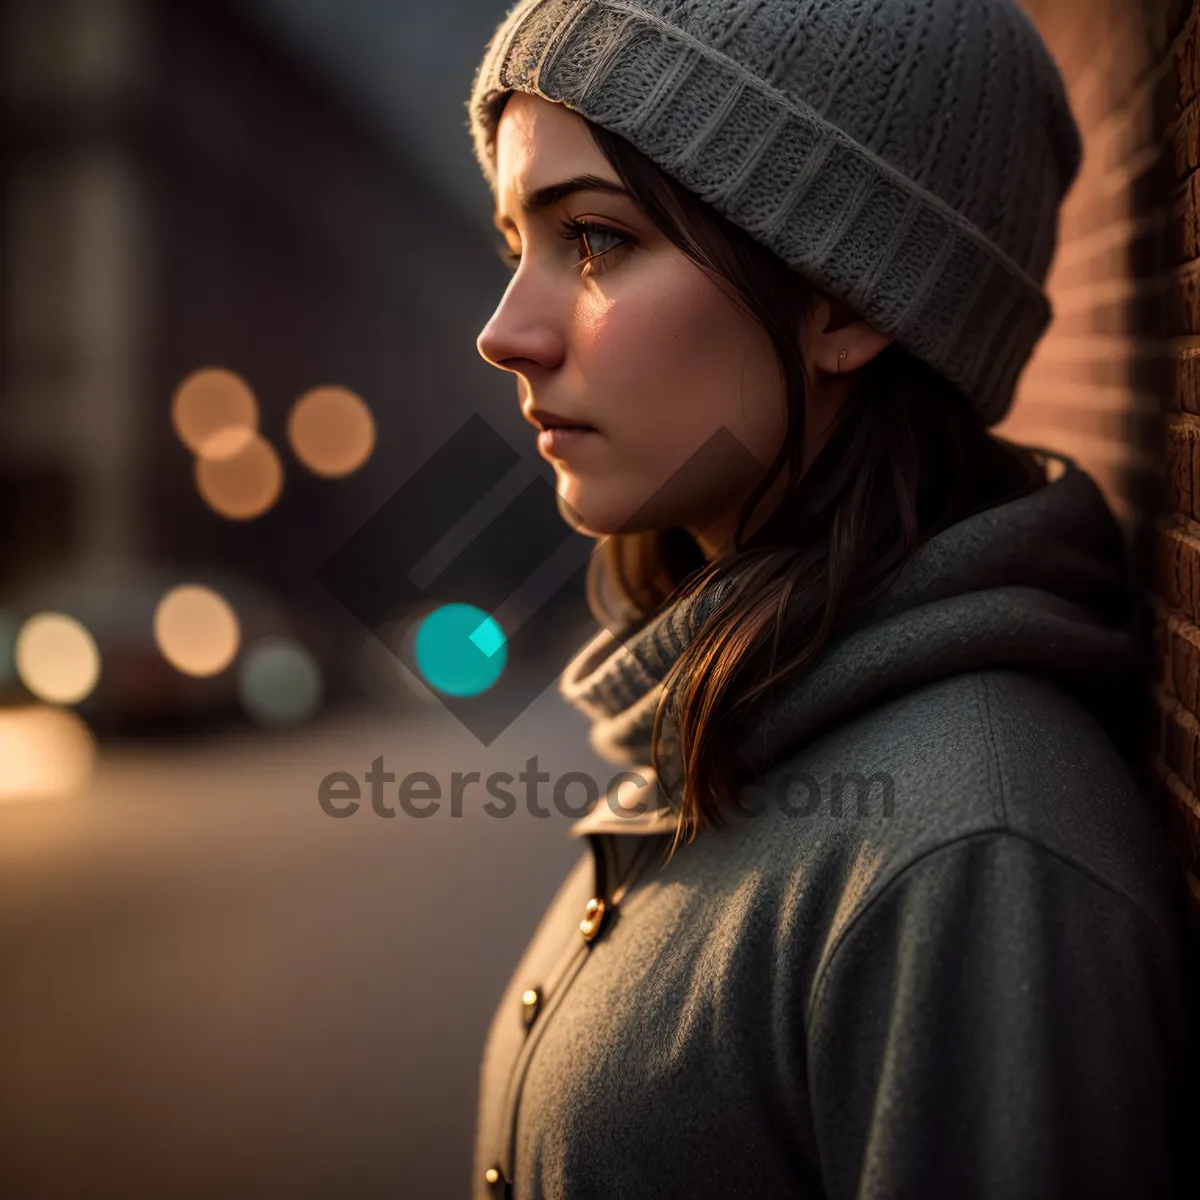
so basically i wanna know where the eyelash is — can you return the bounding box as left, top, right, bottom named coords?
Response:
left=494, top=219, right=630, bottom=276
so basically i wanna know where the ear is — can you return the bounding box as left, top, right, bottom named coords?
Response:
left=804, top=294, right=895, bottom=377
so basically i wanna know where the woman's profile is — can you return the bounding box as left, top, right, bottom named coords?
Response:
left=463, top=1, right=1193, bottom=1196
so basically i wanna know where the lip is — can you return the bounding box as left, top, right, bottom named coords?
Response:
left=524, top=405, right=598, bottom=433
left=537, top=426, right=598, bottom=460
left=523, top=405, right=600, bottom=461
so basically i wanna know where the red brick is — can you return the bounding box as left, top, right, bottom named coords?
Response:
left=1179, top=17, right=1200, bottom=110
left=1175, top=346, right=1200, bottom=411
left=1153, top=522, right=1200, bottom=620
left=1166, top=613, right=1200, bottom=710
left=1173, top=271, right=1200, bottom=337
left=1175, top=173, right=1200, bottom=262
left=1165, top=419, right=1200, bottom=517
left=1176, top=97, right=1200, bottom=178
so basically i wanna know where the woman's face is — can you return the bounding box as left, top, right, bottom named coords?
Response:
left=476, top=93, right=794, bottom=556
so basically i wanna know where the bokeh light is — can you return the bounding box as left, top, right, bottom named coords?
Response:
left=171, top=367, right=259, bottom=460
left=238, top=637, right=323, bottom=727
left=194, top=432, right=284, bottom=519
left=0, top=705, right=97, bottom=802
left=413, top=603, right=507, bottom=697
left=154, top=584, right=241, bottom=677
left=14, top=612, right=102, bottom=704
left=287, top=386, right=376, bottom=478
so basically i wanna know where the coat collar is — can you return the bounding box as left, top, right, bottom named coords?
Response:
left=568, top=767, right=679, bottom=839
left=569, top=801, right=678, bottom=839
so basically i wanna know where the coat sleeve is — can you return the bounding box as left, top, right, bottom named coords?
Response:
left=805, top=830, right=1189, bottom=1200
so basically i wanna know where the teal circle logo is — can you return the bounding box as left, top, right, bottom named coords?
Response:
left=414, top=603, right=507, bottom=697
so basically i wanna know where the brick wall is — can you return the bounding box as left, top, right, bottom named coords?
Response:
left=1009, top=0, right=1200, bottom=914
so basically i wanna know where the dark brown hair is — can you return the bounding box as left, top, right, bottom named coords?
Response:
left=583, top=120, right=1048, bottom=850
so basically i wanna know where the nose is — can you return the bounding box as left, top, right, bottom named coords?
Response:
left=475, top=272, right=566, bottom=376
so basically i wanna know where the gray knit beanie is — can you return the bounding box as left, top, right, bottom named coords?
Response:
left=466, top=0, right=1082, bottom=427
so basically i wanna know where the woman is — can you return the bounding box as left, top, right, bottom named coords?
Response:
left=465, top=1, right=1192, bottom=1196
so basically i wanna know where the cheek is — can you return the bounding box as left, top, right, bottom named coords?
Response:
left=553, top=264, right=787, bottom=537
left=574, top=261, right=785, bottom=464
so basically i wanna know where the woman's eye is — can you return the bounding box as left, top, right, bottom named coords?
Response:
left=492, top=222, right=630, bottom=276
left=559, top=219, right=629, bottom=274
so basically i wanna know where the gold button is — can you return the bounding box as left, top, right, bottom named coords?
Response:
left=485, top=1166, right=500, bottom=1184
left=579, top=896, right=606, bottom=941
left=520, top=986, right=541, bottom=1026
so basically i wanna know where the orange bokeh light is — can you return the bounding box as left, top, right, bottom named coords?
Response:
left=154, top=584, right=241, bottom=677
left=287, top=386, right=376, bottom=478
left=172, top=367, right=259, bottom=460
left=14, top=612, right=102, bottom=705
left=195, top=431, right=284, bottom=519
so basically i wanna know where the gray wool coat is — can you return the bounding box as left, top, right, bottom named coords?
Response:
left=471, top=450, right=1193, bottom=1199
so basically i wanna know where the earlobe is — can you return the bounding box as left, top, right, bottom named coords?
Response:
left=820, top=321, right=894, bottom=376
left=803, top=296, right=894, bottom=377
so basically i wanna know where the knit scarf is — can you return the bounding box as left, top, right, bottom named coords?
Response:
left=557, top=572, right=737, bottom=802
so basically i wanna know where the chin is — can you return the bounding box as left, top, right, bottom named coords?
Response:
left=553, top=485, right=614, bottom=537
left=553, top=480, right=678, bottom=539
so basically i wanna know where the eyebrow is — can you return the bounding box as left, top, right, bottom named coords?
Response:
left=492, top=174, right=631, bottom=230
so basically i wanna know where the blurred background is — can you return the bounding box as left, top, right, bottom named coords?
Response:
left=0, top=1, right=603, bottom=1196
left=2, top=0, right=1198, bottom=1196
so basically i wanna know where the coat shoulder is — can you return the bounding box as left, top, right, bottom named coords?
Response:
left=735, top=667, right=1180, bottom=952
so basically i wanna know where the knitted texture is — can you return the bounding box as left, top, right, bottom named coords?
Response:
left=467, top=0, right=1083, bottom=426
left=556, top=572, right=734, bottom=802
